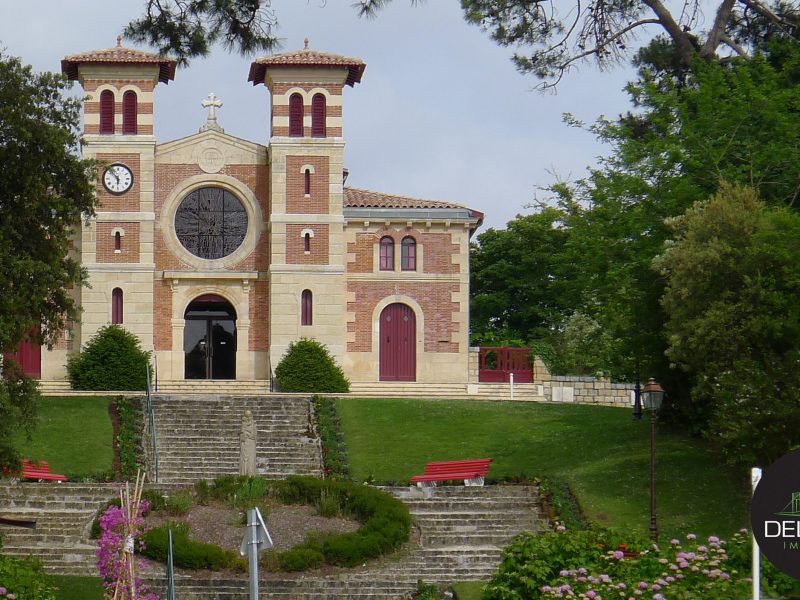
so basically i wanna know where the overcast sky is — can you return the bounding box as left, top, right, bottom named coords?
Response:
left=0, top=1, right=641, bottom=231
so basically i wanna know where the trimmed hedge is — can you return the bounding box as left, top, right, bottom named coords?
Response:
left=274, top=339, right=349, bottom=393
left=141, top=522, right=246, bottom=571
left=67, top=325, right=151, bottom=391
left=153, top=475, right=411, bottom=572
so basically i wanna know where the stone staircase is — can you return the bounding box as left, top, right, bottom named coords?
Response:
left=149, top=395, right=323, bottom=485
left=0, top=483, right=546, bottom=596
left=0, top=483, right=117, bottom=576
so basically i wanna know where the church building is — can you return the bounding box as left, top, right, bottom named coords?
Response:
left=29, top=41, right=484, bottom=388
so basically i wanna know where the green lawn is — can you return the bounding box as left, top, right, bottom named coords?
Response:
left=13, top=396, right=114, bottom=479
left=50, top=575, right=105, bottom=600
left=335, top=398, right=749, bottom=539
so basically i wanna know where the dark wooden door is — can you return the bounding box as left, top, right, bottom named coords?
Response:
left=379, top=303, right=416, bottom=381
left=3, top=339, right=41, bottom=379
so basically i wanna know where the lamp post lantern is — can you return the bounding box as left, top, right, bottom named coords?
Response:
left=642, top=377, right=664, bottom=541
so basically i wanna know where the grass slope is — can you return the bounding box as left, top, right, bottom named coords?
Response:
left=50, top=575, right=104, bottom=600
left=13, top=396, right=113, bottom=479
left=336, top=398, right=748, bottom=539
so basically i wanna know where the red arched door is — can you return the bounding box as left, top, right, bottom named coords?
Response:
left=379, top=303, right=416, bottom=381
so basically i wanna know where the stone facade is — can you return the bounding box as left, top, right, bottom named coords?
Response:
left=37, top=42, right=482, bottom=386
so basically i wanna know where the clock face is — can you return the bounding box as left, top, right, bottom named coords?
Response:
left=102, top=164, right=133, bottom=194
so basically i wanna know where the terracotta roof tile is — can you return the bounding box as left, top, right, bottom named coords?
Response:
left=249, top=44, right=365, bottom=87
left=345, top=187, right=466, bottom=210
left=61, top=46, right=176, bottom=83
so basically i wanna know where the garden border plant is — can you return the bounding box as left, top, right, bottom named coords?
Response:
left=92, top=475, right=411, bottom=573
left=312, top=395, right=351, bottom=480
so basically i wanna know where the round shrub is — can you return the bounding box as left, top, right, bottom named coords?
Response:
left=277, top=547, right=325, bottom=571
left=274, top=338, right=349, bottom=393
left=67, top=324, right=151, bottom=390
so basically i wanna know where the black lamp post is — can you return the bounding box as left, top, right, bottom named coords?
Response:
left=642, top=377, right=665, bottom=541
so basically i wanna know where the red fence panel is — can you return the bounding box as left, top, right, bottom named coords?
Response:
left=478, top=347, right=532, bottom=383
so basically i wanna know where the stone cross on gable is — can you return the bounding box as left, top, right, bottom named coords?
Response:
left=200, top=92, right=224, bottom=132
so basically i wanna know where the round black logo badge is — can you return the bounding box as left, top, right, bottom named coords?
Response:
left=752, top=448, right=800, bottom=580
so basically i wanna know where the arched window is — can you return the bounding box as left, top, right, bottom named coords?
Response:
left=100, top=90, right=115, bottom=134
left=304, top=232, right=311, bottom=252
left=379, top=236, right=394, bottom=271
left=112, top=288, right=123, bottom=324
left=114, top=231, right=122, bottom=251
left=289, top=93, right=303, bottom=137
left=122, top=91, right=137, bottom=134
left=301, top=290, right=313, bottom=326
left=311, top=93, right=326, bottom=137
left=401, top=236, right=417, bottom=271
left=304, top=169, right=311, bottom=195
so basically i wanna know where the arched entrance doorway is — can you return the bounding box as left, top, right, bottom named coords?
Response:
left=184, top=294, right=237, bottom=380
left=379, top=303, right=416, bottom=381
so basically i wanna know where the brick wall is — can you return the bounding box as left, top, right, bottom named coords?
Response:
left=95, top=154, right=141, bottom=211
left=96, top=222, right=140, bottom=263
left=346, top=227, right=460, bottom=274
left=271, top=83, right=343, bottom=137
left=346, top=231, right=375, bottom=273
left=347, top=281, right=459, bottom=353
left=154, top=163, right=269, bottom=272
left=286, top=156, right=329, bottom=214
left=286, top=224, right=329, bottom=265
left=153, top=279, right=172, bottom=351
left=249, top=280, right=269, bottom=351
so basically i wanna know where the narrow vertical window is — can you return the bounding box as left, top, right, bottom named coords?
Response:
left=301, top=290, right=313, bottom=326
left=100, top=90, right=115, bottom=134
left=401, top=236, right=417, bottom=271
left=304, top=232, right=311, bottom=252
left=379, top=236, right=395, bottom=271
left=289, top=93, right=303, bottom=137
left=122, top=91, right=137, bottom=134
left=114, top=231, right=122, bottom=251
left=112, top=288, right=123, bottom=324
left=311, top=93, right=326, bottom=137
left=304, top=169, right=311, bottom=195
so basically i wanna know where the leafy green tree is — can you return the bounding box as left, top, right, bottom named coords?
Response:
left=126, top=1, right=798, bottom=86
left=0, top=52, right=95, bottom=471
left=470, top=206, right=570, bottom=346
left=655, top=183, right=800, bottom=468
left=0, top=53, right=95, bottom=354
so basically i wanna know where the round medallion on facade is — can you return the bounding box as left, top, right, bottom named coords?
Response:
left=174, top=187, right=248, bottom=259
left=198, top=146, right=225, bottom=173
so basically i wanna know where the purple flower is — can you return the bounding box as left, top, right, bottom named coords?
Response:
left=708, top=536, right=720, bottom=543
left=637, top=581, right=648, bottom=590
left=686, top=533, right=697, bottom=540
left=670, top=538, right=680, bottom=546
left=541, top=585, right=553, bottom=593
left=587, top=592, right=597, bottom=599
left=0, top=588, right=6, bottom=595
left=557, top=524, right=567, bottom=532
left=613, top=550, right=625, bottom=560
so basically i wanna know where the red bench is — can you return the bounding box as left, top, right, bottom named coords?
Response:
left=21, top=459, right=68, bottom=483
left=411, top=458, right=493, bottom=487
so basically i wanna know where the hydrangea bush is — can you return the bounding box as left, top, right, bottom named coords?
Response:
left=95, top=499, right=159, bottom=600
left=485, top=527, right=800, bottom=599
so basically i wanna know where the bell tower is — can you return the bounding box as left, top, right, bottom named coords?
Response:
left=61, top=40, right=176, bottom=353
left=249, top=41, right=365, bottom=369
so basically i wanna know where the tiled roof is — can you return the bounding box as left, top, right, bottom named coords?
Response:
left=249, top=43, right=365, bottom=87
left=345, top=187, right=463, bottom=210
left=61, top=45, right=176, bottom=83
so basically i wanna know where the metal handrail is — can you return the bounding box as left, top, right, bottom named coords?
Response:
left=145, top=364, right=159, bottom=483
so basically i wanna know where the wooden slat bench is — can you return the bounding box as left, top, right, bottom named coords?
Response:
left=411, top=458, right=493, bottom=487
left=21, top=459, right=68, bottom=483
